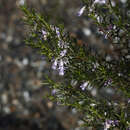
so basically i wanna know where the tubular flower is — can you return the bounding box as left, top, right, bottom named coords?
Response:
left=80, top=81, right=89, bottom=90
left=94, top=0, right=106, bottom=4
left=52, top=58, right=66, bottom=76
left=52, top=58, right=58, bottom=70
left=41, top=25, right=69, bottom=76
left=42, top=30, right=47, bottom=40
left=77, top=6, right=86, bottom=16
left=104, top=120, right=119, bottom=130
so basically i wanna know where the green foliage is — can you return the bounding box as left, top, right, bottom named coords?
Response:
left=20, top=1, right=130, bottom=129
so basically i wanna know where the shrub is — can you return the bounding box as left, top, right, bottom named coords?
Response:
left=20, top=0, right=130, bottom=129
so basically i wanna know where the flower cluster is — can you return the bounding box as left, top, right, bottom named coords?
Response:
left=52, top=27, right=69, bottom=76
left=42, top=26, right=60, bottom=40
left=52, top=58, right=68, bottom=76
left=104, top=119, right=119, bottom=130
left=42, top=26, right=69, bottom=76
left=77, top=0, right=106, bottom=17
left=104, top=79, right=112, bottom=87
left=92, top=62, right=100, bottom=71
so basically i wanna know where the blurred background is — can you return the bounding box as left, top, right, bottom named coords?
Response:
left=0, top=0, right=88, bottom=130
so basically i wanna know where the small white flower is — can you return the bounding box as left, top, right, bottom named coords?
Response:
left=42, top=30, right=47, bottom=40
left=19, top=0, right=25, bottom=6
left=58, top=41, right=64, bottom=48
left=89, top=7, right=93, bottom=12
left=60, top=49, right=67, bottom=57
left=97, top=16, right=100, bottom=22
left=94, top=0, right=106, bottom=4
left=58, top=59, right=65, bottom=76
left=42, top=30, right=47, bottom=35
left=52, top=89, right=59, bottom=95
left=55, top=27, right=60, bottom=37
left=80, top=81, right=89, bottom=90
left=104, top=121, right=111, bottom=130
left=77, top=6, right=86, bottom=16
left=90, top=103, right=96, bottom=106
left=50, top=26, right=60, bottom=38
left=59, top=59, right=64, bottom=67
left=52, top=59, right=58, bottom=70
left=59, top=68, right=64, bottom=76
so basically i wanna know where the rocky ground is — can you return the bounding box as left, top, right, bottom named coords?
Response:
left=0, top=0, right=86, bottom=130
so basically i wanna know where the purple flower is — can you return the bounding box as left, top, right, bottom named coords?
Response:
left=55, top=27, right=60, bottom=37
left=48, top=25, right=69, bottom=76
left=113, top=120, right=119, bottom=126
left=104, top=119, right=119, bottom=130
left=42, top=30, right=47, bottom=40
left=52, top=89, right=57, bottom=95
left=77, top=6, right=86, bottom=16
left=58, top=59, right=65, bottom=76
left=60, top=49, right=67, bottom=57
left=42, top=30, right=47, bottom=35
left=107, top=120, right=113, bottom=124
left=52, top=59, right=58, bottom=70
left=104, top=79, right=112, bottom=87
left=80, top=81, right=89, bottom=90
left=59, top=68, right=64, bottom=76
left=59, top=59, right=64, bottom=67
left=51, top=57, right=67, bottom=76
left=104, top=120, right=111, bottom=130
left=50, top=25, right=60, bottom=38
left=108, top=25, right=113, bottom=30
